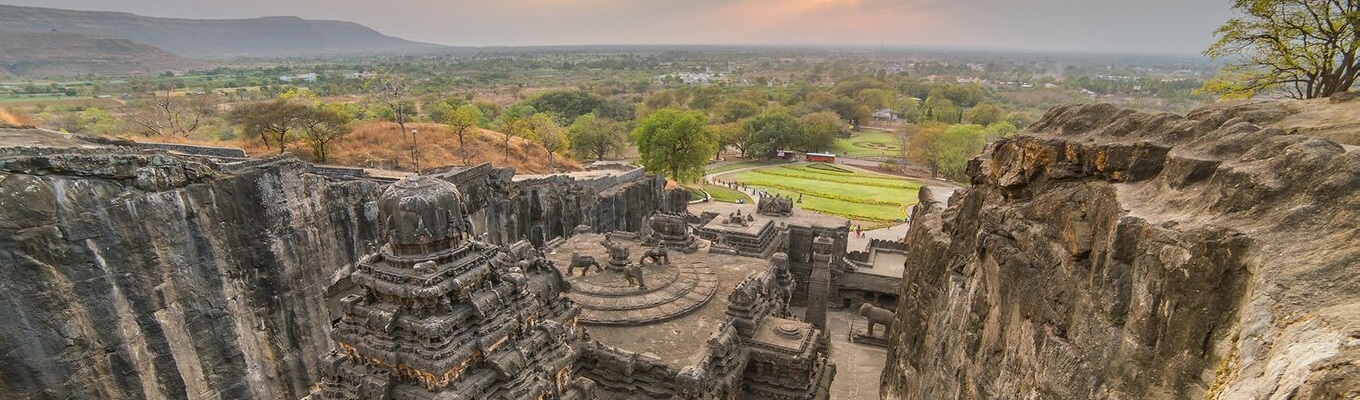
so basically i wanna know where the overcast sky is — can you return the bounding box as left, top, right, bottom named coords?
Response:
left=6, top=0, right=1236, bottom=54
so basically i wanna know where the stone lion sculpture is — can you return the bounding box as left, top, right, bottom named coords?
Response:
left=567, top=252, right=601, bottom=276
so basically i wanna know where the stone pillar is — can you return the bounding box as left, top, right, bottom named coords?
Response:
left=805, top=235, right=833, bottom=332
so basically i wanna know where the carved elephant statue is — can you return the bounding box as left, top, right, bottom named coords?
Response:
left=859, top=303, right=895, bottom=337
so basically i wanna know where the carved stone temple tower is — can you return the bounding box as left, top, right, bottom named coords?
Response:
left=317, top=176, right=594, bottom=399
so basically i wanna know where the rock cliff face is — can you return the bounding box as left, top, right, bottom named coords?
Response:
left=0, top=149, right=382, bottom=399
left=882, top=102, right=1358, bottom=399
left=0, top=141, right=676, bottom=399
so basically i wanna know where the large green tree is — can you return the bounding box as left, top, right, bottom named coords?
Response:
left=631, top=108, right=717, bottom=183
left=1204, top=0, right=1360, bottom=99
left=799, top=111, right=846, bottom=152
left=744, top=112, right=804, bottom=157
left=568, top=113, right=627, bottom=161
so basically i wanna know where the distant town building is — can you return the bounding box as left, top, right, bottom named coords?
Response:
left=278, top=73, right=318, bottom=83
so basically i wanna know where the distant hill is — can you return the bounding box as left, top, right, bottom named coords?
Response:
left=0, top=30, right=197, bottom=77
left=0, top=4, right=446, bottom=58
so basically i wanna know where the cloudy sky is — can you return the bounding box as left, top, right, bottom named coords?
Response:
left=7, top=0, right=1235, bottom=54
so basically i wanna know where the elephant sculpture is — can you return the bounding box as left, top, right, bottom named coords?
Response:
left=858, top=303, right=896, bottom=337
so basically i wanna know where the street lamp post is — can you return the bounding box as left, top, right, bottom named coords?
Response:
left=411, top=128, right=419, bottom=173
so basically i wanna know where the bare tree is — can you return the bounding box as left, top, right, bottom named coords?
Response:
left=369, top=73, right=414, bottom=141
left=119, top=90, right=212, bottom=136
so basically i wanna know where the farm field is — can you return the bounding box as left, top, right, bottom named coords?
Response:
left=728, top=162, right=920, bottom=226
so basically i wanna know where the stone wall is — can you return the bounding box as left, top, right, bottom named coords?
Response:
left=881, top=103, right=1359, bottom=399
left=451, top=166, right=672, bottom=248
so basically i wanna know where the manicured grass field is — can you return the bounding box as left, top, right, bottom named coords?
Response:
left=705, top=159, right=782, bottom=174
left=730, top=162, right=920, bottom=225
left=830, top=130, right=901, bottom=158
left=695, top=184, right=752, bottom=204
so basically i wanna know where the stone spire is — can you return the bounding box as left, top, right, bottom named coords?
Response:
left=317, top=175, right=593, bottom=399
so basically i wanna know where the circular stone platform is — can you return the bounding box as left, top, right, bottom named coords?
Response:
left=550, top=234, right=718, bottom=326
left=564, top=261, right=717, bottom=325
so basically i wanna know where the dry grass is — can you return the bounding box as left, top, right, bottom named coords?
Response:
left=0, top=108, right=36, bottom=125
left=140, top=121, right=582, bottom=174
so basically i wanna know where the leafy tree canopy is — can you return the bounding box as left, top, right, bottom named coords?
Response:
left=1203, top=0, right=1359, bottom=99
left=631, top=108, right=717, bottom=183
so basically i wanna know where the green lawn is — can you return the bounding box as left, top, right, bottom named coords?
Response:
left=695, top=184, right=752, bottom=204
left=730, top=162, right=920, bottom=225
left=830, top=130, right=902, bottom=158
left=705, top=159, right=782, bottom=174
left=685, top=187, right=706, bottom=201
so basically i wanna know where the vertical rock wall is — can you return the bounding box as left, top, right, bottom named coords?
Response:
left=882, top=103, right=1358, bottom=399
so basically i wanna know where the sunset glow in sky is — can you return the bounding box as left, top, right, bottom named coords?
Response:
left=6, top=0, right=1235, bottom=54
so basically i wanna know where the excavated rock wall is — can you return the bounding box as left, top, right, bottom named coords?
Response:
left=0, top=150, right=382, bottom=400
left=882, top=103, right=1358, bottom=399
left=0, top=146, right=674, bottom=399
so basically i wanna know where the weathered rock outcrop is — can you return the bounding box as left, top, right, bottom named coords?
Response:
left=882, top=102, right=1358, bottom=399
left=0, top=148, right=382, bottom=399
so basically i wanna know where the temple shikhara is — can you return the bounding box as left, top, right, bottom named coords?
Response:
left=317, top=176, right=592, bottom=399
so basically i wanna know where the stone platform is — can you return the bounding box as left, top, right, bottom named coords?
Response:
left=549, top=233, right=718, bottom=326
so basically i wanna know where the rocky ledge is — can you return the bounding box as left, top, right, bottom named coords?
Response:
left=882, top=101, right=1358, bottom=399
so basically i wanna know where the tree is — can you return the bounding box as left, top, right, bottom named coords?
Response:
left=905, top=122, right=948, bottom=179
left=568, top=113, right=627, bottom=161
left=744, top=112, right=804, bottom=157
left=933, top=124, right=987, bottom=182
left=297, top=103, right=354, bottom=163
left=495, top=105, right=536, bottom=162
left=855, top=88, right=897, bottom=111
left=905, top=124, right=987, bottom=182
left=716, top=121, right=756, bottom=158
left=369, top=73, right=414, bottom=140
left=631, top=108, right=717, bottom=183
left=963, top=103, right=1006, bottom=126
left=983, top=121, right=1019, bottom=142
left=1203, top=0, right=1359, bottom=99
left=445, top=104, right=483, bottom=165
left=799, top=111, right=846, bottom=152
left=119, top=89, right=212, bottom=136
left=712, top=99, right=762, bottom=123
left=526, top=90, right=606, bottom=123
left=532, top=114, right=569, bottom=172
left=229, top=99, right=311, bottom=154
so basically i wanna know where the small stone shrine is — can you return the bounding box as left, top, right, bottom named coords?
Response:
left=757, top=193, right=794, bottom=217
left=640, top=213, right=699, bottom=253
left=316, top=176, right=593, bottom=399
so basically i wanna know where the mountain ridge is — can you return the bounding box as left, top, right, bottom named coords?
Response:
left=0, top=4, right=447, bottom=58
left=0, top=30, right=197, bottom=78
